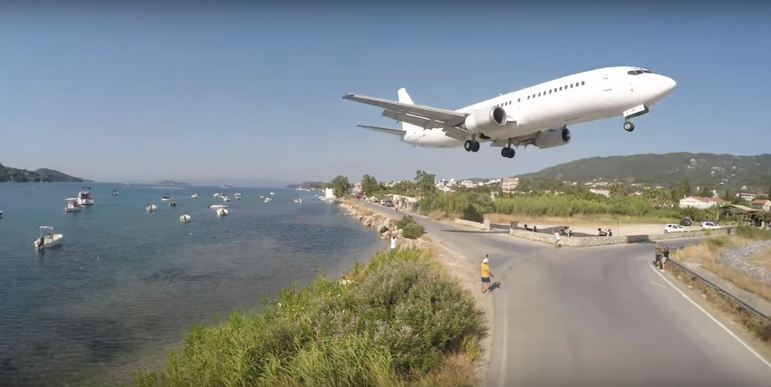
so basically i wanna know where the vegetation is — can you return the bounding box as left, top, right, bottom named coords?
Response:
left=517, top=152, right=771, bottom=192
left=330, top=175, right=352, bottom=198
left=396, top=216, right=426, bottom=239
left=135, top=249, right=482, bottom=387
left=0, top=163, right=83, bottom=182
left=736, top=225, right=771, bottom=240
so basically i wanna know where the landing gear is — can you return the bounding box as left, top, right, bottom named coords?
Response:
left=623, top=120, right=635, bottom=132
left=464, top=140, right=480, bottom=152
left=501, top=147, right=515, bottom=159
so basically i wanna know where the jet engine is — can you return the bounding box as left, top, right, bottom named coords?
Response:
left=533, top=128, right=571, bottom=149
left=463, top=106, right=507, bottom=134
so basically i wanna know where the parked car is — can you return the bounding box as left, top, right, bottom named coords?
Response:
left=680, top=217, right=693, bottom=226
left=664, top=224, right=685, bottom=233
left=701, top=221, right=720, bottom=229
left=379, top=199, right=394, bottom=207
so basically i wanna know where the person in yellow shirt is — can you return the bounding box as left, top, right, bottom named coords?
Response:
left=481, top=255, right=494, bottom=293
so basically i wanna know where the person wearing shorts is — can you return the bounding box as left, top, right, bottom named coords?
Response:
left=481, top=255, right=493, bottom=293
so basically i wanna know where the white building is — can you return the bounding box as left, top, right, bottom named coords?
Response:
left=589, top=188, right=610, bottom=198
left=501, top=177, right=520, bottom=193
left=679, top=196, right=726, bottom=209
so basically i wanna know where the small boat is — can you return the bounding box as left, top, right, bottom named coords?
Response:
left=213, top=193, right=221, bottom=198
left=169, top=199, right=177, bottom=207
left=77, top=188, right=94, bottom=206
left=269, top=192, right=276, bottom=196
left=110, top=190, right=119, bottom=196
left=208, top=204, right=228, bottom=209
left=146, top=203, right=158, bottom=212
left=293, top=198, right=303, bottom=204
left=191, top=193, right=199, bottom=199
left=234, top=193, right=242, bottom=200
left=222, top=195, right=231, bottom=202
left=161, top=195, right=171, bottom=202
left=0, top=210, right=3, bottom=219
left=34, top=226, right=63, bottom=250
left=216, top=208, right=229, bottom=217
left=65, top=198, right=82, bottom=213
left=264, top=197, right=272, bottom=203
left=259, top=195, right=265, bottom=199
left=179, top=214, right=192, bottom=223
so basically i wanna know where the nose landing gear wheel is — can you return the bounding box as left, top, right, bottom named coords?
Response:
left=501, top=147, right=515, bottom=158
left=623, top=121, right=635, bottom=132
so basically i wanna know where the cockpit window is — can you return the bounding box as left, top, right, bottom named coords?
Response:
left=627, top=69, right=653, bottom=75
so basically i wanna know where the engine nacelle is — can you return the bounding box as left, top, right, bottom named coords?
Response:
left=533, top=128, right=571, bottom=149
left=463, top=106, right=507, bottom=134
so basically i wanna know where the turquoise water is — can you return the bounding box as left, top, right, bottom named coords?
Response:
left=0, top=183, right=384, bottom=385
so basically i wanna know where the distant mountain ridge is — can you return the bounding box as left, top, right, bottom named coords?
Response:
left=0, top=163, right=85, bottom=182
left=517, top=153, right=771, bottom=191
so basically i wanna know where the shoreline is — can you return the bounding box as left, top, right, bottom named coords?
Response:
left=335, top=198, right=494, bottom=385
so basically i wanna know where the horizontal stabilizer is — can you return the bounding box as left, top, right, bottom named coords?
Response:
left=357, top=125, right=405, bottom=136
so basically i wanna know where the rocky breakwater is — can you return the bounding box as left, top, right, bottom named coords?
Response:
left=337, top=199, right=428, bottom=250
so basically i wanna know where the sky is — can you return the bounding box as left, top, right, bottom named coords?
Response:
left=0, top=1, right=769, bottom=185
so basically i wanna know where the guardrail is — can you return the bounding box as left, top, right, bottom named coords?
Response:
left=666, top=246, right=769, bottom=339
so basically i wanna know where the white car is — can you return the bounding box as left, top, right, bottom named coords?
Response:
left=701, top=222, right=720, bottom=229
left=664, top=224, right=685, bottom=233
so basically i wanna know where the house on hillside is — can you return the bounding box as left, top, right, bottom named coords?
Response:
left=679, top=196, right=728, bottom=209
left=589, top=188, right=610, bottom=198
left=501, top=177, right=520, bottom=193
left=737, top=192, right=757, bottom=202
left=751, top=199, right=771, bottom=211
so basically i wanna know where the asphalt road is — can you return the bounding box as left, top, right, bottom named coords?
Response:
left=362, top=203, right=771, bottom=387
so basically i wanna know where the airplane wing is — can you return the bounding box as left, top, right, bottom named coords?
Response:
left=343, top=94, right=467, bottom=129
left=357, top=125, right=405, bottom=136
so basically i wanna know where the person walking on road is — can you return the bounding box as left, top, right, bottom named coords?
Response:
left=481, top=255, right=494, bottom=294
left=554, top=231, right=562, bottom=248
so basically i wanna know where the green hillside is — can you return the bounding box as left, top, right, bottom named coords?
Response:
left=518, top=153, right=771, bottom=191
left=0, top=163, right=84, bottom=182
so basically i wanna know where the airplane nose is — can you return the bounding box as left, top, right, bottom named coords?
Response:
left=662, top=75, right=677, bottom=92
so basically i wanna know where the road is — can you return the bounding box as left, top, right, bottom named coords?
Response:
left=362, top=203, right=771, bottom=387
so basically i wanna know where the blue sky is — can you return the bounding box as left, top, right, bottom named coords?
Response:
left=0, top=2, right=769, bottom=185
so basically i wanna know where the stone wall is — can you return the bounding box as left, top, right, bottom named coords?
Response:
left=337, top=199, right=429, bottom=249
left=509, top=227, right=735, bottom=247
left=454, top=218, right=491, bottom=231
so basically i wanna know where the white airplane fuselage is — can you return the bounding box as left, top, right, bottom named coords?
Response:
left=401, top=66, right=676, bottom=148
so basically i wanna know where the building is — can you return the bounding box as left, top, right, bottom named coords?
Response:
left=751, top=199, right=771, bottom=212
left=501, top=177, right=520, bottom=193
left=679, top=196, right=727, bottom=209
left=589, top=188, right=610, bottom=198
left=737, top=192, right=757, bottom=202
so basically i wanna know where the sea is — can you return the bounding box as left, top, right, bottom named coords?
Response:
left=0, top=183, right=384, bottom=385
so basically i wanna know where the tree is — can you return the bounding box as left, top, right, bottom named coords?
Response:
left=678, top=180, right=692, bottom=198
left=698, top=185, right=712, bottom=197
left=361, top=174, right=380, bottom=196
left=414, top=170, right=436, bottom=197
left=609, top=183, right=629, bottom=197
left=330, top=176, right=352, bottom=198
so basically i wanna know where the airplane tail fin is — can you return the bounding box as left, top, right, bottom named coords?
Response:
left=396, top=88, right=422, bottom=133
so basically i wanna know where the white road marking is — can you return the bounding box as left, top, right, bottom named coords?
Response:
left=648, top=264, right=771, bottom=369
left=498, top=300, right=508, bottom=387
left=649, top=280, right=667, bottom=289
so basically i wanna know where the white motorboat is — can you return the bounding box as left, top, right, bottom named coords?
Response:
left=259, top=195, right=265, bottom=199
left=110, top=190, right=119, bottom=197
left=222, top=195, right=231, bottom=202
left=216, top=208, right=229, bottom=217
left=293, top=198, right=303, bottom=204
left=161, top=195, right=171, bottom=202
left=65, top=198, right=82, bottom=213
left=264, top=197, right=272, bottom=203
left=213, top=193, right=221, bottom=198
left=191, top=193, right=199, bottom=199
left=169, top=199, right=177, bottom=207
left=208, top=204, right=228, bottom=209
left=269, top=192, right=276, bottom=196
left=146, top=203, right=158, bottom=212
left=179, top=214, right=192, bottom=223
left=77, top=188, right=94, bottom=206
left=234, top=193, right=242, bottom=200
left=34, top=226, right=63, bottom=250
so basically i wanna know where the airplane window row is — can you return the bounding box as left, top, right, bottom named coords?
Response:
left=496, top=80, right=586, bottom=107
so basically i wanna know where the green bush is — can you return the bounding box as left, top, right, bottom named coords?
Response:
left=737, top=225, right=771, bottom=240
left=397, top=216, right=425, bottom=239
left=135, top=249, right=481, bottom=386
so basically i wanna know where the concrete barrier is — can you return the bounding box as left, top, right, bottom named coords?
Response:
left=454, top=218, right=491, bottom=231
left=509, top=227, right=735, bottom=247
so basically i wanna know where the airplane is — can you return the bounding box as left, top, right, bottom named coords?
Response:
left=343, top=66, right=676, bottom=159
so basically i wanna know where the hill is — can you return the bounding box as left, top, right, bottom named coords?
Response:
left=0, top=163, right=85, bottom=182
left=518, top=153, right=771, bottom=191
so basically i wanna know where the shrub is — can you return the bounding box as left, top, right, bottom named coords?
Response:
left=135, top=249, right=481, bottom=386
left=397, top=216, right=426, bottom=239
left=736, top=225, right=771, bottom=240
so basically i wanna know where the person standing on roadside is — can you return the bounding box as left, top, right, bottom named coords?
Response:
left=661, top=244, right=670, bottom=271
left=655, top=242, right=664, bottom=270
left=481, top=255, right=494, bottom=293
left=554, top=231, right=561, bottom=248
left=390, top=235, right=397, bottom=250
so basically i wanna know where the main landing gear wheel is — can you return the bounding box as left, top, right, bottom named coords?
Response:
left=623, top=121, right=635, bottom=132
left=464, top=140, right=480, bottom=152
left=501, top=147, right=515, bottom=158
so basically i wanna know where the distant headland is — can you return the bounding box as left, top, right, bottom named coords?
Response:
left=0, top=163, right=86, bottom=182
